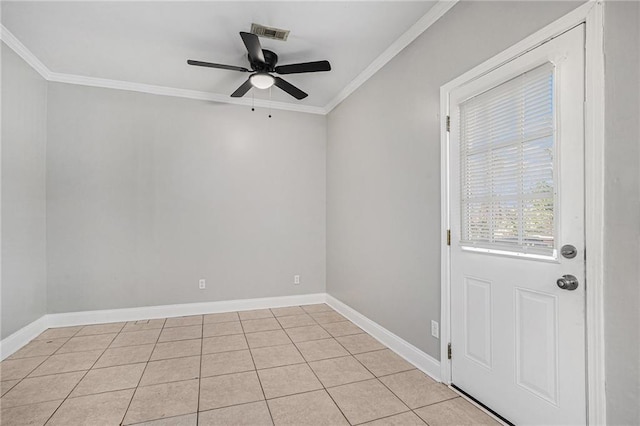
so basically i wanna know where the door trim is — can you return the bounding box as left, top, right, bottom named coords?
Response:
left=439, top=2, right=605, bottom=424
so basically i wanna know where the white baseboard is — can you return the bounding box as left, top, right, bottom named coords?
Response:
left=1, top=292, right=441, bottom=381
left=326, top=294, right=441, bottom=382
left=0, top=293, right=326, bottom=360
left=46, top=293, right=327, bottom=328
left=0, top=315, right=49, bottom=360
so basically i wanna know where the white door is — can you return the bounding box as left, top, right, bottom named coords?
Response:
left=449, top=25, right=585, bottom=425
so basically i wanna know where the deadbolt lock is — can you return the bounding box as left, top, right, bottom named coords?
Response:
left=561, top=244, right=577, bottom=259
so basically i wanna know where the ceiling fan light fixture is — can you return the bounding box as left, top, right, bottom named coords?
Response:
left=250, top=73, right=275, bottom=89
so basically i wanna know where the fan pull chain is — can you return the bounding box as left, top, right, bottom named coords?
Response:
left=251, top=90, right=255, bottom=112
left=268, top=87, right=272, bottom=118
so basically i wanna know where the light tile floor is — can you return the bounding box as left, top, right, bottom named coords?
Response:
left=0, top=304, right=500, bottom=425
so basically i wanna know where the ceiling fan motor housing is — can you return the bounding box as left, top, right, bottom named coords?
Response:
left=251, top=50, right=278, bottom=72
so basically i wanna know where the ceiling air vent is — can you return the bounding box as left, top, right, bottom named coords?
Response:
left=250, top=23, right=290, bottom=41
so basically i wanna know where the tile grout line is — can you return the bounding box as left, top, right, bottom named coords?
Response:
left=9, top=339, right=151, bottom=360
left=303, top=346, right=353, bottom=425
left=127, top=412, right=197, bottom=426
left=119, top=318, right=167, bottom=425
left=9, top=383, right=143, bottom=404
left=352, top=356, right=462, bottom=424
left=337, top=341, right=457, bottom=423
left=21, top=360, right=130, bottom=381
left=196, top=316, right=204, bottom=426
left=264, top=386, right=335, bottom=402
left=329, top=331, right=414, bottom=425
left=0, top=327, right=82, bottom=411
left=245, top=307, right=350, bottom=422
left=412, top=394, right=461, bottom=410
left=98, top=373, right=203, bottom=392
left=268, top=310, right=352, bottom=423
left=351, top=409, right=417, bottom=426
left=1, top=329, right=81, bottom=409
left=291, top=340, right=388, bottom=365
left=11, top=329, right=78, bottom=358
left=2, top=353, right=51, bottom=388
left=41, top=324, right=123, bottom=425
left=241, top=311, right=276, bottom=426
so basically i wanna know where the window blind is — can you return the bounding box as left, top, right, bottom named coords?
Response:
left=459, top=62, right=555, bottom=255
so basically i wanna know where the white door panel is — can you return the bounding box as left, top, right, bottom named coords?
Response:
left=463, top=276, right=493, bottom=369
left=449, top=25, right=585, bottom=425
left=515, top=288, right=559, bottom=405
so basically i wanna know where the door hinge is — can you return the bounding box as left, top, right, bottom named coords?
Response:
left=447, top=229, right=451, bottom=246
left=446, top=115, right=451, bottom=132
left=448, top=343, right=452, bottom=359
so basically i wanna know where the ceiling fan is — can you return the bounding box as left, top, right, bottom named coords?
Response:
left=187, top=32, right=331, bottom=100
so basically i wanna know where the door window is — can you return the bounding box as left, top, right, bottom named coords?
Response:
left=458, top=63, right=556, bottom=256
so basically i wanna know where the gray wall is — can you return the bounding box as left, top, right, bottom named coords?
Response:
left=603, top=2, right=640, bottom=425
left=1, top=43, right=48, bottom=338
left=46, top=83, right=326, bottom=313
left=327, top=1, right=640, bottom=423
left=326, top=1, right=580, bottom=359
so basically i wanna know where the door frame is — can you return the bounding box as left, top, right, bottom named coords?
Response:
left=439, top=2, right=605, bottom=424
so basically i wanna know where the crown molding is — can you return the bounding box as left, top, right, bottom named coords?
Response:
left=323, top=0, right=459, bottom=113
left=47, top=72, right=328, bottom=115
left=1, top=1, right=457, bottom=116
left=1, top=25, right=50, bottom=79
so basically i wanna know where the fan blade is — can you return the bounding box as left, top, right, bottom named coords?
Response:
left=187, top=60, right=249, bottom=73
left=275, top=60, right=331, bottom=75
left=274, top=77, right=308, bottom=100
left=240, top=32, right=265, bottom=64
left=230, top=78, right=253, bottom=98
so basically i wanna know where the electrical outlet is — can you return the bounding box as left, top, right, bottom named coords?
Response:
left=294, top=275, right=300, bottom=285
left=199, top=279, right=206, bottom=289
left=431, top=320, right=439, bottom=338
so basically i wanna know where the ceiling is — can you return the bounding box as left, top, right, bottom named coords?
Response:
left=1, top=1, right=438, bottom=109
